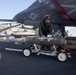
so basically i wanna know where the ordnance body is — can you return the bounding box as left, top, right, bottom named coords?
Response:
left=26, top=36, right=66, bottom=46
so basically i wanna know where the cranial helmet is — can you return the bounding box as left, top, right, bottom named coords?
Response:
left=44, top=15, right=51, bottom=20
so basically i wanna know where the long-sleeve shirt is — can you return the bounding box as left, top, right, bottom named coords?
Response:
left=39, top=20, right=52, bottom=36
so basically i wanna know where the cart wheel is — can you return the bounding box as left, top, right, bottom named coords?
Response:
left=57, top=52, right=67, bottom=62
left=23, top=49, right=31, bottom=57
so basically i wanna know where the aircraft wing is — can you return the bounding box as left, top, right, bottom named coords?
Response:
left=0, top=19, right=14, bottom=22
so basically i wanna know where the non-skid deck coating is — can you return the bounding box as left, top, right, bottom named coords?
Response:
left=0, top=42, right=76, bottom=75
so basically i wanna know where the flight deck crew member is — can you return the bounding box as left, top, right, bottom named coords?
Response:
left=60, top=25, right=69, bottom=38
left=39, top=15, right=52, bottom=50
left=59, top=25, right=65, bottom=37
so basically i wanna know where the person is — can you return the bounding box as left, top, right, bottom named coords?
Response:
left=59, top=25, right=68, bottom=38
left=39, top=15, right=52, bottom=36
left=59, top=25, right=65, bottom=37
left=39, top=15, right=52, bottom=50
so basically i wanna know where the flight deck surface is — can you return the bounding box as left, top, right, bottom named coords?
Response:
left=0, top=43, right=76, bottom=75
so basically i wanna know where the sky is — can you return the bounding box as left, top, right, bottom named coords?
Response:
left=0, top=0, right=35, bottom=19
